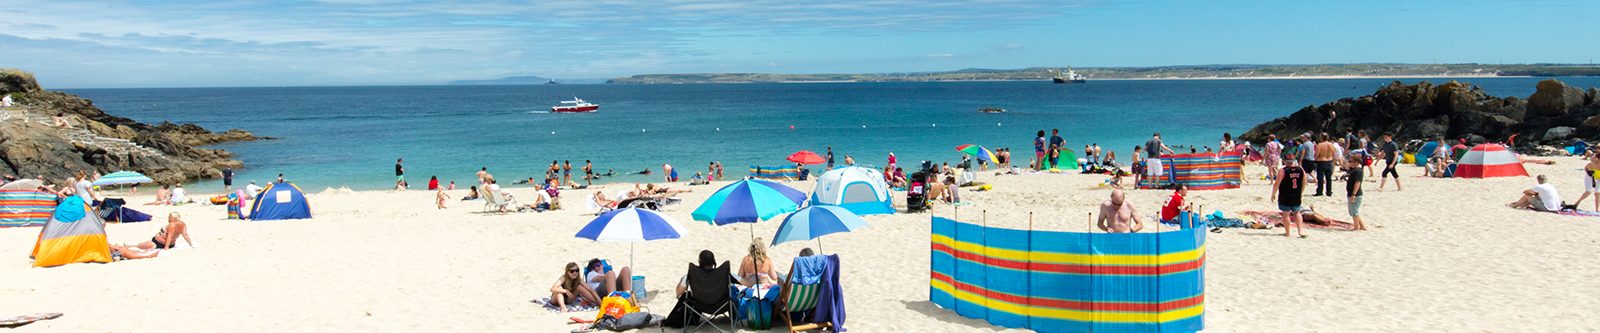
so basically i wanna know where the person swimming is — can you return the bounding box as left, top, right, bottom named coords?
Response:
left=633, top=168, right=652, bottom=175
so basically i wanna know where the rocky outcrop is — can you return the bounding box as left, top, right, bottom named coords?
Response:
left=0, top=69, right=260, bottom=184
left=1241, top=79, right=1600, bottom=151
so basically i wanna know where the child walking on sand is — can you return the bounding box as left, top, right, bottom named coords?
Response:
left=436, top=187, right=450, bottom=209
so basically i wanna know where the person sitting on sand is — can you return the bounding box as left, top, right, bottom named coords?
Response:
left=1160, top=184, right=1197, bottom=228
left=128, top=212, right=193, bottom=251
left=1097, top=189, right=1145, bottom=233
left=1509, top=174, right=1562, bottom=212
left=551, top=262, right=603, bottom=311
left=168, top=183, right=192, bottom=205
left=689, top=172, right=710, bottom=185
left=586, top=258, right=633, bottom=297
left=461, top=186, right=480, bottom=201
left=145, top=185, right=171, bottom=206
left=738, top=238, right=781, bottom=287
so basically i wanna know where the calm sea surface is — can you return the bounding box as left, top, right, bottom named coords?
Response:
left=65, top=77, right=1600, bottom=190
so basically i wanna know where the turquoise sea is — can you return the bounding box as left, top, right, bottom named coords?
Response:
left=65, top=77, right=1600, bottom=190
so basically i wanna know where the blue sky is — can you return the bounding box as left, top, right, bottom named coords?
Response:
left=1, top=0, right=1595, bottom=88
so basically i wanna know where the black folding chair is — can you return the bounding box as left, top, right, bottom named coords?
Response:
left=680, top=261, right=734, bottom=333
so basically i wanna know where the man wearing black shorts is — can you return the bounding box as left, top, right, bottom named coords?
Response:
left=1378, top=134, right=1401, bottom=191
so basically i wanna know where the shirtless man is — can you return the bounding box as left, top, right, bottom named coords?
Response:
left=1312, top=134, right=1338, bottom=197
left=1572, top=152, right=1600, bottom=211
left=1096, top=189, right=1145, bottom=233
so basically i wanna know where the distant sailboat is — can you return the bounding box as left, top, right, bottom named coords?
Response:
left=1049, top=67, right=1087, bottom=84
left=545, top=79, right=559, bottom=85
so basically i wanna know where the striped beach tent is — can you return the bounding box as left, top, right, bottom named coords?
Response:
left=1, top=189, right=55, bottom=228
left=1454, top=143, right=1529, bottom=178
left=31, top=196, right=112, bottom=267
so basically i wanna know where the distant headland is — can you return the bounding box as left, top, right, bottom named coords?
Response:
left=601, top=63, right=1600, bottom=84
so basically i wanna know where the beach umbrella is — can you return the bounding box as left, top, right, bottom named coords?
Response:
left=92, top=171, right=153, bottom=186
left=692, top=179, right=806, bottom=238
left=575, top=208, right=687, bottom=268
left=954, top=144, right=997, bottom=164
left=771, top=205, right=869, bottom=252
left=787, top=150, right=826, bottom=165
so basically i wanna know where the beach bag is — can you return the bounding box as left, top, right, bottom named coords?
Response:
left=596, top=312, right=662, bottom=331
left=630, top=276, right=648, bottom=301
left=736, top=286, right=777, bottom=330
left=594, top=295, right=639, bottom=322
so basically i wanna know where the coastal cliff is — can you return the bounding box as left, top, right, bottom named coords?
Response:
left=0, top=69, right=264, bottom=184
left=1240, top=79, right=1600, bottom=151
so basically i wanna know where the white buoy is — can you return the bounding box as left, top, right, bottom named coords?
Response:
left=932, top=124, right=937, bottom=127
left=997, top=123, right=1002, bottom=126
left=716, top=128, right=720, bottom=131
left=551, top=131, right=556, bottom=135
left=641, top=129, right=647, bottom=132
left=861, top=125, right=866, bottom=128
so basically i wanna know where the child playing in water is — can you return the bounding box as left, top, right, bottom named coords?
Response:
left=436, top=186, right=450, bottom=209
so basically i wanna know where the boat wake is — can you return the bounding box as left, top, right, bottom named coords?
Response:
left=525, top=110, right=551, bottom=114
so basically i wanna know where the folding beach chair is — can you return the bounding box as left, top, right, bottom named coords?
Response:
left=776, top=257, right=830, bottom=333
left=679, top=261, right=734, bottom=333
left=480, top=187, right=519, bottom=212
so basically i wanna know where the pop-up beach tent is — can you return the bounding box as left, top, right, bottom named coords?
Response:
left=31, top=196, right=112, bottom=267
left=249, top=182, right=311, bottom=221
left=811, top=166, right=894, bottom=215
left=1454, top=143, right=1529, bottom=178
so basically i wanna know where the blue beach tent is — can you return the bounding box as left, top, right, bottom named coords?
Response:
left=249, top=182, right=312, bottom=221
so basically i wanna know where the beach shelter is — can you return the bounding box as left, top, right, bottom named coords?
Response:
left=249, top=182, right=311, bottom=221
left=0, top=189, right=55, bottom=228
left=1454, top=143, right=1529, bottom=178
left=31, top=196, right=112, bottom=267
left=810, top=166, right=894, bottom=215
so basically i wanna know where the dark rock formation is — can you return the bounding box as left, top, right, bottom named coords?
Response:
left=1242, top=79, right=1600, bottom=152
left=0, top=69, right=260, bottom=184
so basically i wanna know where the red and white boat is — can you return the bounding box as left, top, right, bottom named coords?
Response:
left=551, top=97, right=599, bottom=113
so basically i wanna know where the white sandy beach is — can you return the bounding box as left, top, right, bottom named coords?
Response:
left=4, top=159, right=1600, bottom=332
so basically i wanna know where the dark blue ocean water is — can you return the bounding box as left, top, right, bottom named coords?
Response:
left=64, top=77, right=1600, bottom=190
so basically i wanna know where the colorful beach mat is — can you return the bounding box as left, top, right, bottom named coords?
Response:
left=1556, top=210, right=1600, bottom=218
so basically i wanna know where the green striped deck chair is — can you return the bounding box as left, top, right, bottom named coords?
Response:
left=777, top=264, right=830, bottom=332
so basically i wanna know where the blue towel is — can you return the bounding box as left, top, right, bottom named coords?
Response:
left=810, top=254, right=847, bottom=332
left=52, top=196, right=87, bottom=222
left=790, top=255, right=827, bottom=285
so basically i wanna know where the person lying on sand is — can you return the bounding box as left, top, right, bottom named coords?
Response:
left=110, top=244, right=160, bottom=260
left=636, top=183, right=689, bottom=196
left=585, top=259, right=633, bottom=297
left=144, top=185, right=171, bottom=205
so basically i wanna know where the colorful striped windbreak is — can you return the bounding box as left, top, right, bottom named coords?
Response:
left=31, top=196, right=112, bottom=267
left=1, top=189, right=56, bottom=228
left=930, top=217, right=1205, bottom=333
left=1137, top=152, right=1242, bottom=190
left=748, top=165, right=800, bottom=180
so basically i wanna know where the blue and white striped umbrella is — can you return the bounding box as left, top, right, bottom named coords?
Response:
left=575, top=208, right=687, bottom=268
left=93, top=171, right=153, bottom=186
left=575, top=208, right=687, bottom=242
left=771, top=205, right=868, bottom=251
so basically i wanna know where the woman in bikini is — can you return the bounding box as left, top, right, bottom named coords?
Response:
left=738, top=238, right=780, bottom=287
left=132, top=212, right=193, bottom=250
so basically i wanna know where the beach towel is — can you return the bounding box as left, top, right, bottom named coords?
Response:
left=1555, top=210, right=1600, bottom=218
left=790, top=255, right=827, bottom=285
left=530, top=297, right=599, bottom=313
left=1241, top=210, right=1354, bottom=230
left=811, top=254, right=847, bottom=332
